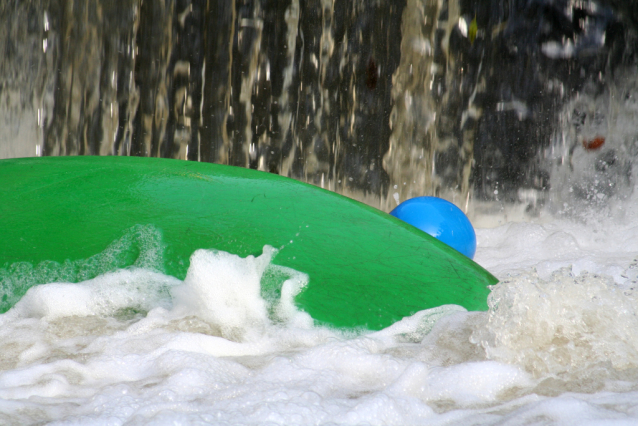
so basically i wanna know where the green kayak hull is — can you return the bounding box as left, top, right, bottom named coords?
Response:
left=0, top=156, right=497, bottom=330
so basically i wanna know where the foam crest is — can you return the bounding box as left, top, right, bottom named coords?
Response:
left=6, top=269, right=180, bottom=321
left=472, top=267, right=638, bottom=376
left=372, top=305, right=468, bottom=343
left=0, top=224, right=166, bottom=314
left=170, top=246, right=290, bottom=338
left=2, top=244, right=311, bottom=343
left=267, top=264, right=312, bottom=327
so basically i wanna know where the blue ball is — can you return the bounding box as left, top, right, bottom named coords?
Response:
left=390, top=196, right=477, bottom=259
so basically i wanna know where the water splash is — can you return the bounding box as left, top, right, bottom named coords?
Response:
left=0, top=224, right=165, bottom=313
left=472, top=266, right=638, bottom=378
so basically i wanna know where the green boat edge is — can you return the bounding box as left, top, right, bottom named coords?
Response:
left=0, top=156, right=498, bottom=330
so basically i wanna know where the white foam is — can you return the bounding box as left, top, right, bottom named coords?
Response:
left=472, top=267, right=638, bottom=376
left=2, top=226, right=638, bottom=424
left=419, top=361, right=532, bottom=405
left=475, top=217, right=638, bottom=282
left=6, top=268, right=179, bottom=321
left=170, top=247, right=274, bottom=337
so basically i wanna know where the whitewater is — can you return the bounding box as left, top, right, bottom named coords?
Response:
left=1, top=199, right=638, bottom=425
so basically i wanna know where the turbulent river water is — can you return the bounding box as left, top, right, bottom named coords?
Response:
left=1, top=200, right=638, bottom=425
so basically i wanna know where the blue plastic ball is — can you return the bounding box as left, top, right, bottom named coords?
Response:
left=390, top=196, right=477, bottom=259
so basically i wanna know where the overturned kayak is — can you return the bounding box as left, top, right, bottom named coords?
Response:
left=0, top=156, right=497, bottom=330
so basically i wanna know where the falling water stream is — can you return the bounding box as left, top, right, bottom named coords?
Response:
left=4, top=0, right=637, bottom=214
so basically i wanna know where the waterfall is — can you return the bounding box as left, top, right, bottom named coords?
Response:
left=1, top=0, right=636, bottom=214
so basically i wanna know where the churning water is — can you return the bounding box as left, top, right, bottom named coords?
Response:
left=1, top=203, right=638, bottom=425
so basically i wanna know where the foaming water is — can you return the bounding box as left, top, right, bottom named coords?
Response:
left=3, top=221, right=638, bottom=424
left=474, top=268, right=638, bottom=378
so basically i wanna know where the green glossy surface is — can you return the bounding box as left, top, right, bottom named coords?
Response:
left=0, top=156, right=497, bottom=329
